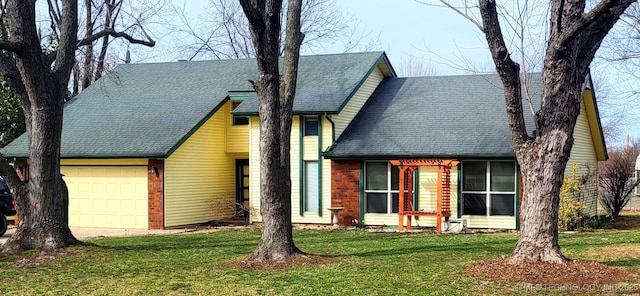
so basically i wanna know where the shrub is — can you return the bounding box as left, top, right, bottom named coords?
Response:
left=559, top=164, right=589, bottom=231
left=598, top=145, right=640, bottom=218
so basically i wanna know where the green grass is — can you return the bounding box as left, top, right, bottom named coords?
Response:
left=0, top=229, right=638, bottom=295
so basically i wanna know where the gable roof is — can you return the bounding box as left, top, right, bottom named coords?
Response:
left=1, top=52, right=393, bottom=159
left=232, top=51, right=395, bottom=115
left=324, top=74, right=543, bottom=159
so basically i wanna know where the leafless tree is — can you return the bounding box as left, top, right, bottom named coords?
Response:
left=239, top=0, right=304, bottom=262
left=0, top=0, right=155, bottom=254
left=175, top=0, right=378, bottom=60
left=599, top=141, right=640, bottom=218
left=397, top=56, right=437, bottom=77
left=437, top=0, right=635, bottom=263
left=48, top=0, right=162, bottom=94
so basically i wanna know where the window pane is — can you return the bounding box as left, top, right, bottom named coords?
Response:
left=490, top=162, right=515, bottom=192
left=392, top=193, right=399, bottom=213
left=391, top=165, right=399, bottom=190
left=304, top=118, right=318, bottom=136
left=233, top=116, right=249, bottom=125
left=304, top=162, right=319, bottom=212
left=490, top=194, right=514, bottom=216
left=463, top=193, right=486, bottom=215
left=463, top=162, right=486, bottom=191
left=366, top=162, right=388, bottom=190
left=366, top=193, right=387, bottom=213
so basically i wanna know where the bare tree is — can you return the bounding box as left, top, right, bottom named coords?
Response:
left=176, top=0, right=377, bottom=60
left=52, top=0, right=161, bottom=94
left=0, top=0, right=155, bottom=254
left=397, top=56, right=437, bottom=77
left=599, top=141, right=640, bottom=218
left=434, top=0, right=636, bottom=263
left=239, top=0, right=304, bottom=262
left=476, top=0, right=635, bottom=263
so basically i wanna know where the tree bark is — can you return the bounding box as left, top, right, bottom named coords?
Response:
left=240, top=0, right=304, bottom=262
left=478, top=0, right=635, bottom=263
left=1, top=0, right=79, bottom=254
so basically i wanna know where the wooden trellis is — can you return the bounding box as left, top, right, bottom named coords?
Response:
left=389, top=159, right=459, bottom=232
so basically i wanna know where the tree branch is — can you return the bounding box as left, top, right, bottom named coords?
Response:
left=54, top=0, right=79, bottom=82
left=76, top=28, right=155, bottom=47
left=555, top=0, right=636, bottom=51
left=0, top=40, right=25, bottom=53
left=479, top=0, right=530, bottom=145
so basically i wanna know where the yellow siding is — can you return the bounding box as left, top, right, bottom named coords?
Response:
left=249, top=117, right=262, bottom=222
left=565, top=100, right=599, bottom=216
left=331, top=66, right=385, bottom=139
left=250, top=116, right=333, bottom=224
left=290, top=116, right=301, bottom=221
left=61, top=159, right=148, bottom=166
left=224, top=101, right=250, bottom=153
left=62, top=165, right=148, bottom=229
left=465, top=216, right=516, bottom=229
left=164, top=109, right=236, bottom=227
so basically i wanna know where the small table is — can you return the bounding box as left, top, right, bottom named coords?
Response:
left=327, top=207, right=344, bottom=228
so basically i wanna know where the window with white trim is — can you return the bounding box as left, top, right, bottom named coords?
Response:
left=304, top=161, right=319, bottom=213
left=364, top=161, right=399, bottom=214
left=461, top=161, right=516, bottom=216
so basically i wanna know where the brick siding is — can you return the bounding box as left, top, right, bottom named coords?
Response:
left=331, top=160, right=361, bottom=226
left=148, top=159, right=165, bottom=229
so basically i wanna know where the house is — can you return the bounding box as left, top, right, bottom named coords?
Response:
left=0, top=51, right=607, bottom=230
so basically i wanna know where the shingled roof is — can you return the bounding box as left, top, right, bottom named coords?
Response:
left=1, top=51, right=392, bottom=159
left=324, top=74, right=542, bottom=159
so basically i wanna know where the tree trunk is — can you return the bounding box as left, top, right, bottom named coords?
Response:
left=478, top=0, right=635, bottom=263
left=2, top=82, right=78, bottom=255
left=1, top=0, right=78, bottom=254
left=240, top=0, right=304, bottom=262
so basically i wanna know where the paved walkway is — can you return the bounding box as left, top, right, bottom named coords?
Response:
left=0, top=225, right=198, bottom=246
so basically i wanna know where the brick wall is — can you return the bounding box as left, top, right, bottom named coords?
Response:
left=148, top=159, right=164, bottom=229
left=331, top=160, right=361, bottom=226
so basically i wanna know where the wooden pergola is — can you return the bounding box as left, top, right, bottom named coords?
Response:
left=390, top=159, right=459, bottom=232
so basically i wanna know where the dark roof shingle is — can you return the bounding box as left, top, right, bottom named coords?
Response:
left=325, top=74, right=541, bottom=159
left=1, top=52, right=389, bottom=158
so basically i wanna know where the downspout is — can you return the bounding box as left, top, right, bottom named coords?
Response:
left=324, top=113, right=336, bottom=143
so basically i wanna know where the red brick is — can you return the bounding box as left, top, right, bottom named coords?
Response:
left=148, top=159, right=164, bottom=230
left=331, top=160, right=361, bottom=226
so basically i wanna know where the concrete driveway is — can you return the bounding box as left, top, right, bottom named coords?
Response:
left=1, top=225, right=194, bottom=246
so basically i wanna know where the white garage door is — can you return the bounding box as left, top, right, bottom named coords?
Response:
left=61, top=166, right=148, bottom=229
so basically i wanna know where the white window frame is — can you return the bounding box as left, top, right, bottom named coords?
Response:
left=364, top=161, right=400, bottom=214
left=461, top=161, right=517, bottom=216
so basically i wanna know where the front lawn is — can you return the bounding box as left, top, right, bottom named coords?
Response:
left=1, top=229, right=639, bottom=295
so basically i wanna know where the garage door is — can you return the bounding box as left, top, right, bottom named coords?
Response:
left=61, top=166, right=148, bottom=229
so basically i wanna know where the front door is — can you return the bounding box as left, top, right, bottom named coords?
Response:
left=235, top=159, right=250, bottom=217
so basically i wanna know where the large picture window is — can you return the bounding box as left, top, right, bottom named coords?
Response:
left=364, top=162, right=399, bottom=214
left=462, top=161, right=516, bottom=216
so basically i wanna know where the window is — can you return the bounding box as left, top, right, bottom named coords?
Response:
left=462, top=161, right=516, bottom=216
left=364, top=162, right=400, bottom=214
left=231, top=101, right=249, bottom=125
left=303, top=117, right=318, bottom=136
left=304, top=161, right=319, bottom=213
